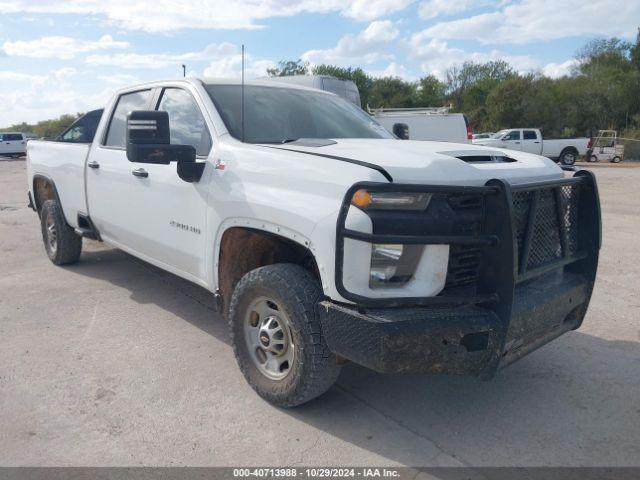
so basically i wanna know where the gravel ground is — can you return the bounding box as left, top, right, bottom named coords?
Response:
left=0, top=158, right=638, bottom=467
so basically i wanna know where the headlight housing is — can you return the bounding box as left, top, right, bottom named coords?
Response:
left=369, top=243, right=425, bottom=288
left=352, top=190, right=431, bottom=210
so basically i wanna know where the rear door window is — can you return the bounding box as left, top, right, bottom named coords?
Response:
left=523, top=130, right=537, bottom=140
left=104, top=90, right=152, bottom=148
left=59, top=112, right=102, bottom=143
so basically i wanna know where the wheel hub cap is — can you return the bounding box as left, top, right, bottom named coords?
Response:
left=244, top=298, right=294, bottom=380
left=46, top=213, right=57, bottom=254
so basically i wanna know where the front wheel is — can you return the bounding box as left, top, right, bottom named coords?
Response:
left=589, top=155, right=598, bottom=163
left=229, top=263, right=341, bottom=407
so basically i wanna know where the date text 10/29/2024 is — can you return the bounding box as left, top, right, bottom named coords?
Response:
left=233, top=469, right=401, bottom=478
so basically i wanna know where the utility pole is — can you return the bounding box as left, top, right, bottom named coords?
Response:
left=182, top=64, right=186, bottom=78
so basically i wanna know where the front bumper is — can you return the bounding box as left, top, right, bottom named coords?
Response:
left=320, top=171, right=600, bottom=377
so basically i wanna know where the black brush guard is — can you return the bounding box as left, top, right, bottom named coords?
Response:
left=320, top=171, right=601, bottom=377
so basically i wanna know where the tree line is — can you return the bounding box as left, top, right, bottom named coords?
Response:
left=268, top=33, right=640, bottom=140
left=1, top=114, right=79, bottom=139
left=4, top=32, right=639, bottom=144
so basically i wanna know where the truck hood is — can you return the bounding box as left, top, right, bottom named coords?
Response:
left=472, top=138, right=507, bottom=148
left=275, top=139, right=562, bottom=186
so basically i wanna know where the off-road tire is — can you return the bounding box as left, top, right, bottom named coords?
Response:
left=229, top=263, right=341, bottom=407
left=40, top=199, right=82, bottom=265
left=611, top=156, right=621, bottom=163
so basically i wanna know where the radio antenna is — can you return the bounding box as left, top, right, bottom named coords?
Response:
left=241, top=44, right=245, bottom=143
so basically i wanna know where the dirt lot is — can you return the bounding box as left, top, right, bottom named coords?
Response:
left=0, top=159, right=638, bottom=467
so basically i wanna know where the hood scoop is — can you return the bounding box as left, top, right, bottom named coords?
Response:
left=286, top=138, right=337, bottom=147
left=439, top=149, right=517, bottom=164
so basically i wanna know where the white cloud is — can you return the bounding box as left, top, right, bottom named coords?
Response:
left=2, top=35, right=128, bottom=59
left=203, top=56, right=275, bottom=79
left=409, top=34, right=538, bottom=79
left=0, top=0, right=414, bottom=31
left=417, top=0, right=491, bottom=20
left=0, top=71, right=47, bottom=83
left=368, top=62, right=415, bottom=81
left=86, top=42, right=237, bottom=69
left=342, top=0, right=416, bottom=21
left=97, top=73, right=141, bottom=85
left=542, top=59, right=580, bottom=79
left=87, top=42, right=275, bottom=78
left=0, top=68, right=110, bottom=125
left=420, top=0, right=640, bottom=44
left=302, top=20, right=399, bottom=66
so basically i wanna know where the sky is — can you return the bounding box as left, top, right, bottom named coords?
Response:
left=1, top=0, right=639, bottom=126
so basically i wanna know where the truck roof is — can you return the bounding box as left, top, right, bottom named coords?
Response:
left=114, top=77, right=335, bottom=96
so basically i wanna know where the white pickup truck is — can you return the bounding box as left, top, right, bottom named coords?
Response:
left=473, top=128, right=590, bottom=165
left=27, top=79, right=601, bottom=407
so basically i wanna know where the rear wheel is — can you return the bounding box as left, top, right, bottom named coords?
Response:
left=40, top=200, right=82, bottom=265
left=229, top=263, right=341, bottom=407
left=611, top=156, right=621, bottom=163
left=559, top=149, right=577, bottom=165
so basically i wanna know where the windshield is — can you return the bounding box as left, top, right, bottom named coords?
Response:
left=492, top=130, right=508, bottom=139
left=205, top=84, right=392, bottom=144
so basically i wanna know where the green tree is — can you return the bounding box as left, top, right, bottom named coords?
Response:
left=311, top=65, right=374, bottom=108
left=266, top=59, right=309, bottom=77
left=367, top=77, right=417, bottom=109
left=445, top=60, right=515, bottom=111
left=1, top=113, right=80, bottom=138
left=414, top=75, right=446, bottom=107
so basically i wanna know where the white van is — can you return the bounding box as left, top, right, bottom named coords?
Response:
left=265, top=75, right=361, bottom=107
left=0, top=132, right=29, bottom=157
left=369, top=108, right=472, bottom=144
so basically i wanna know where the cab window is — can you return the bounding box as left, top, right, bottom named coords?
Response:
left=157, top=88, right=212, bottom=156
left=523, top=130, right=537, bottom=140
left=59, top=111, right=102, bottom=143
left=504, top=130, right=521, bottom=141
left=104, top=90, right=152, bottom=148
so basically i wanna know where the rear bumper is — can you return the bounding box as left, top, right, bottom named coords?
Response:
left=322, top=170, right=601, bottom=376
left=320, top=270, right=589, bottom=377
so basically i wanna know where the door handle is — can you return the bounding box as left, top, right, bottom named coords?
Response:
left=87, top=160, right=100, bottom=169
left=534, top=141, right=540, bottom=143
left=515, top=141, right=520, bottom=144
left=132, top=168, right=148, bottom=178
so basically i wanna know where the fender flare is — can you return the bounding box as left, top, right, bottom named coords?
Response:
left=212, top=217, right=324, bottom=290
left=32, top=173, right=63, bottom=216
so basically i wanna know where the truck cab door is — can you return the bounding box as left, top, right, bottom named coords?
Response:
left=87, top=86, right=212, bottom=281
left=521, top=130, right=541, bottom=154
left=500, top=130, right=522, bottom=151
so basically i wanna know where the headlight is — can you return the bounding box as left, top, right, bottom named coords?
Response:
left=352, top=190, right=431, bottom=210
left=370, top=243, right=425, bottom=288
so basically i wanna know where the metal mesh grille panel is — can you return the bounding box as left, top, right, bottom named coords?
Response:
left=512, top=184, right=580, bottom=273
left=443, top=193, right=484, bottom=292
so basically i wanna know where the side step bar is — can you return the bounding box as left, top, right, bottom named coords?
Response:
left=75, top=213, right=102, bottom=241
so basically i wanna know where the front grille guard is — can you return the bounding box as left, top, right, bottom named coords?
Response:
left=334, top=170, right=601, bottom=309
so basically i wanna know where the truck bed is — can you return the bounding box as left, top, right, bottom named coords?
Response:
left=542, top=137, right=589, bottom=158
left=27, top=140, right=90, bottom=228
